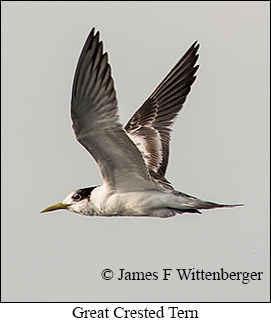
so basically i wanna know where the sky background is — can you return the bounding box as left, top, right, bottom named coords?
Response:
left=2, top=1, right=270, bottom=302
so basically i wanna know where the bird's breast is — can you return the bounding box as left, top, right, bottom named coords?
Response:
left=90, top=187, right=174, bottom=216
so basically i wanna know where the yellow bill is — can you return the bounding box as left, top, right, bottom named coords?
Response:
left=40, top=202, right=71, bottom=213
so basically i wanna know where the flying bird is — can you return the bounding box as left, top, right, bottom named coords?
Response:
left=40, top=28, right=242, bottom=217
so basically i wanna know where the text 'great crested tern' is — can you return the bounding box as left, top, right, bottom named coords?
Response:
left=40, top=28, right=242, bottom=218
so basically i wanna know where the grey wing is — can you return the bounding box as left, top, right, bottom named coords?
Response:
left=71, top=28, right=154, bottom=191
left=125, top=41, right=199, bottom=188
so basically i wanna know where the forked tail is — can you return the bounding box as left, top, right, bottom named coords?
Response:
left=196, top=201, right=244, bottom=210
left=172, top=190, right=244, bottom=214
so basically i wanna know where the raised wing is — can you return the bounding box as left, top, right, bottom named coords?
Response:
left=71, top=28, right=154, bottom=191
left=125, top=41, right=199, bottom=185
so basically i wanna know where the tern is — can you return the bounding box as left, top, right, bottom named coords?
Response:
left=40, top=28, right=242, bottom=217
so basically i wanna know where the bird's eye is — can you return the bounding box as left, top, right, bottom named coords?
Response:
left=72, top=193, right=82, bottom=202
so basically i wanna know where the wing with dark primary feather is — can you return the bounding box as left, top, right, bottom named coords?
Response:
left=71, top=28, right=154, bottom=191
left=125, top=41, right=199, bottom=188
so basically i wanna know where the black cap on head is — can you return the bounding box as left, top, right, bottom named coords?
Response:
left=73, top=186, right=97, bottom=201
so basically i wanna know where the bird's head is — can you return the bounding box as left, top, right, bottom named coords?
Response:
left=40, top=187, right=97, bottom=215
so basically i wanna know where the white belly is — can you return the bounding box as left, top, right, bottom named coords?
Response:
left=90, top=186, right=189, bottom=217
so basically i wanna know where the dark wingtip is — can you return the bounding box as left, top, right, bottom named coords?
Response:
left=88, top=27, right=96, bottom=40
left=191, top=40, right=200, bottom=50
